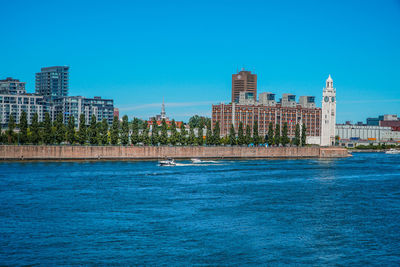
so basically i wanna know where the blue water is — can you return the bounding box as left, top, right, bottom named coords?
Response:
left=0, top=153, right=399, bottom=265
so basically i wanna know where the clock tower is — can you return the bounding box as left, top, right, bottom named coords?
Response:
left=321, top=75, right=336, bottom=146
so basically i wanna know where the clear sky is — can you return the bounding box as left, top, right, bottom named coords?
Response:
left=1, top=0, right=399, bottom=123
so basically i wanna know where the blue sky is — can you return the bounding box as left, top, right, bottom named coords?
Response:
left=1, top=0, right=399, bottom=123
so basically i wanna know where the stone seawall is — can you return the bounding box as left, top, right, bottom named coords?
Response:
left=0, top=145, right=349, bottom=160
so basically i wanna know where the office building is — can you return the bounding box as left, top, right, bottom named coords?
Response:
left=35, top=66, right=69, bottom=98
left=232, top=69, right=257, bottom=103
left=336, top=124, right=400, bottom=146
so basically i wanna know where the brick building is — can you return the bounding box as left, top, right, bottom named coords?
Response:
left=212, top=102, right=321, bottom=138
left=212, top=72, right=337, bottom=145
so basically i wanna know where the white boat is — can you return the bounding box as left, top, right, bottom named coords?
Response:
left=191, top=158, right=202, bottom=164
left=385, top=148, right=400, bottom=154
left=159, top=158, right=176, bottom=166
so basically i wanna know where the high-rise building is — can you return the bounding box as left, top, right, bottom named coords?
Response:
left=320, top=75, right=336, bottom=146
left=232, top=69, right=257, bottom=103
left=35, top=66, right=69, bottom=98
left=0, top=77, right=26, bottom=95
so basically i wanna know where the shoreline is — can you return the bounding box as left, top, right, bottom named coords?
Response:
left=349, top=149, right=387, bottom=153
left=0, top=145, right=350, bottom=161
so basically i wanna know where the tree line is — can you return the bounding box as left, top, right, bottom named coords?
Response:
left=0, top=112, right=307, bottom=146
left=227, top=121, right=307, bottom=146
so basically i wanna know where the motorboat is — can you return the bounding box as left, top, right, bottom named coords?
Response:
left=159, top=158, right=176, bottom=166
left=385, top=148, right=400, bottom=154
left=191, top=158, right=202, bottom=164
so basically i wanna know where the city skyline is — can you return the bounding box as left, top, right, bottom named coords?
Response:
left=1, top=0, right=399, bottom=123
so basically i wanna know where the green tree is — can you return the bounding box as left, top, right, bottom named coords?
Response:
left=188, top=115, right=210, bottom=129
left=267, top=122, right=274, bottom=146
left=131, top=118, right=140, bottom=145
left=301, top=123, right=307, bottom=146
left=281, top=122, right=289, bottom=146
left=274, top=123, right=280, bottom=146
left=30, top=113, right=40, bottom=145
left=18, top=111, right=28, bottom=144
left=77, top=114, right=87, bottom=145
left=142, top=121, right=150, bottom=145
left=120, top=115, right=129, bottom=145
left=110, top=116, right=120, bottom=145
left=169, top=120, right=179, bottom=146
left=95, top=122, right=102, bottom=145
left=54, top=113, right=65, bottom=144
left=237, top=121, right=245, bottom=145
left=188, top=127, right=195, bottom=145
left=220, top=135, right=229, bottom=146
left=213, top=121, right=221, bottom=145
left=88, top=115, right=98, bottom=145
left=293, top=123, right=300, bottom=146
left=151, top=118, right=159, bottom=146
left=229, top=124, right=236, bottom=145
left=205, top=120, right=212, bottom=145
left=6, top=114, right=16, bottom=144
left=245, top=125, right=252, bottom=145
left=197, top=122, right=204, bottom=146
left=0, top=130, right=4, bottom=144
left=160, top=119, right=168, bottom=145
left=67, top=115, right=76, bottom=144
left=253, top=121, right=259, bottom=146
left=98, top=118, right=108, bottom=145
left=43, top=112, right=53, bottom=145
left=179, top=122, right=187, bottom=145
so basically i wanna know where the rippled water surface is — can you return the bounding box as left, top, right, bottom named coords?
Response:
left=0, top=153, right=400, bottom=265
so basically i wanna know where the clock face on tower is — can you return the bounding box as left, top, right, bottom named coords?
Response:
left=324, top=96, right=329, bottom=102
left=331, top=97, right=335, bottom=102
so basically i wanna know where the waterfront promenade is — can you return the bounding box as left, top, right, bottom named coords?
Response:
left=0, top=145, right=349, bottom=160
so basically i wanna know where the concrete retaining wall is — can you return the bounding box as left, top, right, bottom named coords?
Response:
left=0, top=145, right=349, bottom=160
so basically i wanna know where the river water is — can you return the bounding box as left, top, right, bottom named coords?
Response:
left=0, top=153, right=399, bottom=265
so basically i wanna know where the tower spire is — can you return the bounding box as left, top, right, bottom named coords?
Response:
left=161, top=97, right=166, bottom=119
left=326, top=74, right=333, bottom=89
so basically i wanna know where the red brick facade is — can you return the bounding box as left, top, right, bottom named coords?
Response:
left=212, top=103, right=321, bottom=137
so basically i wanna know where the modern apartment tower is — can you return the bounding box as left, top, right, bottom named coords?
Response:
left=35, top=66, right=69, bottom=98
left=232, top=69, right=257, bottom=103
